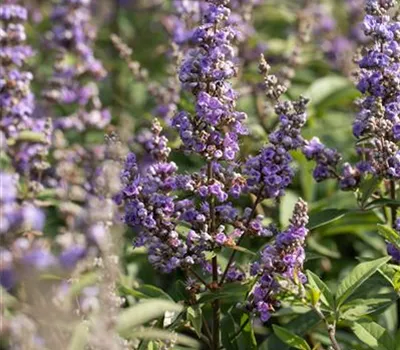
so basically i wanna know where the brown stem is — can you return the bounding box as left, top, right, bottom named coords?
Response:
left=207, top=162, right=220, bottom=350
left=219, top=186, right=264, bottom=285
left=313, top=307, right=342, bottom=350
left=188, top=268, right=212, bottom=292
left=211, top=256, right=220, bottom=350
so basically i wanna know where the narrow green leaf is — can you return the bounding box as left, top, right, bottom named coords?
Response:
left=336, top=257, right=391, bottom=308
left=377, top=225, right=400, bottom=249
left=365, top=199, right=400, bottom=210
left=306, top=270, right=335, bottom=310
left=272, top=325, right=311, bottom=350
left=228, top=245, right=256, bottom=256
left=351, top=321, right=395, bottom=350
left=308, top=209, right=349, bottom=230
left=120, top=284, right=173, bottom=301
left=117, top=300, right=183, bottom=335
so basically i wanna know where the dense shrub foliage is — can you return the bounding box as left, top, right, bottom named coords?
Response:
left=1, top=0, right=400, bottom=349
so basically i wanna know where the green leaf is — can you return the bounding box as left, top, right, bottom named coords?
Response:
left=393, top=271, right=400, bottom=292
left=359, top=177, right=381, bottom=208
left=340, top=294, right=398, bottom=321
left=187, top=306, right=202, bottom=338
left=7, top=131, right=48, bottom=145
left=272, top=325, right=311, bottom=350
left=228, top=245, right=256, bottom=256
left=197, top=282, right=251, bottom=304
left=351, top=321, right=395, bottom=350
left=365, top=199, right=400, bottom=210
left=260, top=311, right=321, bottom=350
left=308, top=209, right=350, bottom=230
left=116, top=299, right=183, bottom=335
left=280, top=191, right=299, bottom=227
left=305, top=76, right=353, bottom=108
left=336, top=257, right=391, bottom=308
left=377, top=225, right=400, bottom=249
left=306, top=270, right=335, bottom=310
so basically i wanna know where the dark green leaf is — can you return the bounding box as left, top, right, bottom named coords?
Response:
left=272, top=325, right=311, bottom=350
left=336, top=257, right=391, bottom=308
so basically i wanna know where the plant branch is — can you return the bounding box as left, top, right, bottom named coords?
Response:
left=312, top=306, right=341, bottom=350
left=219, top=185, right=264, bottom=285
left=390, top=180, right=397, bottom=227
left=207, top=161, right=220, bottom=350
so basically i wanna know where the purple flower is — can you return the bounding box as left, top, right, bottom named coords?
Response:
left=352, top=0, right=400, bottom=179
left=172, top=0, right=247, bottom=161
left=0, top=1, right=50, bottom=175
left=247, top=199, right=309, bottom=322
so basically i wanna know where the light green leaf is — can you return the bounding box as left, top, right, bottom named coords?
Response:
left=377, top=225, right=400, bottom=249
left=280, top=191, right=299, bottom=227
left=336, top=257, right=391, bottom=308
left=305, top=76, right=353, bottom=108
left=352, top=321, right=395, bottom=350
left=272, top=325, right=311, bottom=350
left=187, top=306, right=202, bottom=338
left=306, top=270, right=335, bottom=310
left=340, top=294, right=397, bottom=321
left=117, top=299, right=183, bottom=335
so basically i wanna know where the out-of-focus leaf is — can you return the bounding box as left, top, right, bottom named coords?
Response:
left=272, top=325, right=311, bottom=350
left=68, top=272, right=98, bottom=298
left=120, top=284, right=173, bottom=301
left=336, top=257, right=391, bottom=308
left=365, top=199, right=400, bottom=210
left=308, top=209, right=350, bottom=230
left=68, top=322, right=88, bottom=350
left=127, top=328, right=201, bottom=349
left=306, top=270, right=335, bottom=310
left=280, top=190, right=298, bottom=227
left=187, top=306, right=202, bottom=338
left=351, top=321, right=395, bottom=350
left=116, top=299, right=183, bottom=335
left=307, top=236, right=341, bottom=259
left=305, top=76, right=353, bottom=108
